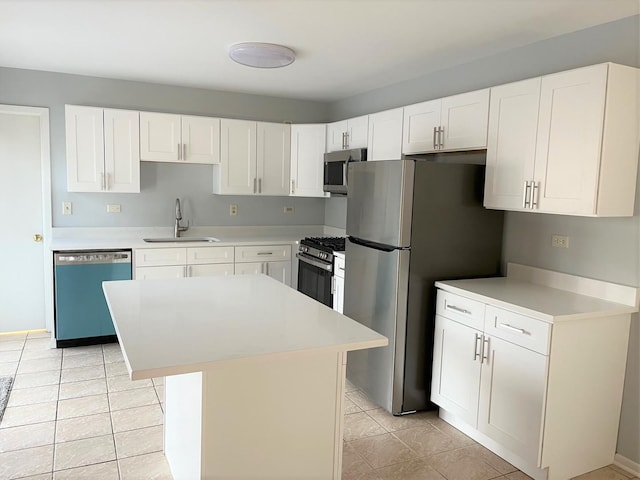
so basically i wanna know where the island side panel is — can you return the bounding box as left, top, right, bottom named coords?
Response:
left=201, top=350, right=346, bottom=479
left=165, top=372, right=203, bottom=479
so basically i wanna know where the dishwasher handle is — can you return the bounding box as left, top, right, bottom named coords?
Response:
left=55, top=251, right=132, bottom=265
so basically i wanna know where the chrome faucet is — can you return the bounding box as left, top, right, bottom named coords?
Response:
left=174, top=198, right=189, bottom=238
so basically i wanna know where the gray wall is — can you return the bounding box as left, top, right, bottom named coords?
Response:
left=328, top=15, right=640, bottom=464
left=0, top=67, right=330, bottom=227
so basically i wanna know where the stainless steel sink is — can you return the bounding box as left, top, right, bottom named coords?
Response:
left=143, top=237, right=220, bottom=243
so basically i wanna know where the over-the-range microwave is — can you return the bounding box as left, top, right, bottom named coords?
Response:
left=323, top=148, right=367, bottom=195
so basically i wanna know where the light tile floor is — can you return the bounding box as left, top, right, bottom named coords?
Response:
left=0, top=331, right=638, bottom=480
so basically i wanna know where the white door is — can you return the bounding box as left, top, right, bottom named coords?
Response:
left=440, top=89, right=490, bottom=151
left=265, top=261, right=291, bottom=286
left=290, top=124, right=327, bottom=198
left=0, top=105, right=51, bottom=332
left=182, top=115, right=220, bottom=164
left=346, top=115, right=369, bottom=149
left=484, top=78, right=541, bottom=210
left=430, top=315, right=482, bottom=426
left=478, top=335, right=547, bottom=465
left=103, top=109, right=140, bottom=193
left=140, top=112, right=181, bottom=162
left=367, top=108, right=403, bottom=161
left=220, top=119, right=257, bottom=194
left=65, top=105, right=104, bottom=192
left=533, top=64, right=607, bottom=214
left=326, top=120, right=348, bottom=152
left=257, top=122, right=291, bottom=196
left=402, top=99, right=441, bottom=154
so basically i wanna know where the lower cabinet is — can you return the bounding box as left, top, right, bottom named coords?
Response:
left=235, top=244, right=292, bottom=286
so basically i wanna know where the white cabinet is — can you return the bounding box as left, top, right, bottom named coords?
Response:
left=326, top=115, right=368, bottom=152
left=65, top=105, right=140, bottom=193
left=367, top=108, right=403, bottom=161
left=332, top=253, right=345, bottom=314
left=290, top=124, right=328, bottom=197
left=214, top=120, right=291, bottom=195
left=402, top=89, right=489, bottom=154
left=134, top=246, right=234, bottom=279
left=485, top=63, right=639, bottom=216
left=235, top=245, right=292, bottom=286
left=140, top=112, right=220, bottom=164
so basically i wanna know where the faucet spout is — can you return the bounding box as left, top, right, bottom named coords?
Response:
left=174, top=198, right=189, bottom=238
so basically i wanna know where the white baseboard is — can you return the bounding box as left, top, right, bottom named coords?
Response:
left=614, top=453, right=640, bottom=477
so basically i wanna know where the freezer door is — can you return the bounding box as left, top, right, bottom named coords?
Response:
left=346, top=160, right=414, bottom=248
left=344, top=238, right=410, bottom=414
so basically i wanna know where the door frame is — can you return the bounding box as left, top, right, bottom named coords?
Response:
left=1, top=105, right=53, bottom=334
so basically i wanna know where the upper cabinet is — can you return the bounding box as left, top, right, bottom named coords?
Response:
left=290, top=124, right=328, bottom=197
left=485, top=63, right=639, bottom=216
left=403, top=89, right=490, bottom=154
left=213, top=119, right=291, bottom=196
left=65, top=105, right=140, bottom=193
left=367, top=108, right=403, bottom=161
left=326, top=115, right=368, bottom=152
left=140, top=112, right=220, bottom=164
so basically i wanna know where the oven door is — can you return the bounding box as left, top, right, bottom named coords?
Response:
left=296, top=254, right=333, bottom=307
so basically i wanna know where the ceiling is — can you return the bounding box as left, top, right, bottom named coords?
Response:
left=1, top=0, right=638, bottom=102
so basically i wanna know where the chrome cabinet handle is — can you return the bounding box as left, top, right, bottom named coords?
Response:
left=474, top=333, right=482, bottom=361
left=183, top=265, right=188, bottom=277
left=498, top=323, right=528, bottom=335
left=446, top=303, right=472, bottom=315
left=178, top=143, right=181, bottom=161
left=531, top=182, right=539, bottom=208
left=265, top=262, right=269, bottom=275
left=433, top=127, right=437, bottom=149
left=291, top=179, right=295, bottom=194
left=482, top=336, right=490, bottom=364
left=100, top=172, right=106, bottom=191
left=341, top=132, right=346, bottom=149
left=183, top=143, right=187, bottom=161
left=253, top=178, right=257, bottom=194
left=344, top=131, right=349, bottom=149
left=523, top=181, right=531, bottom=208
left=438, top=127, right=444, bottom=149
left=258, top=178, right=262, bottom=193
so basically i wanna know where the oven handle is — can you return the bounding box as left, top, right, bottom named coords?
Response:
left=296, top=253, right=333, bottom=272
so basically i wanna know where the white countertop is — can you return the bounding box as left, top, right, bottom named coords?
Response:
left=436, top=275, right=638, bottom=323
left=103, top=274, right=387, bottom=380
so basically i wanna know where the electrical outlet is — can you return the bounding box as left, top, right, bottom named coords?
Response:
left=551, top=235, right=570, bottom=248
left=284, top=206, right=294, bottom=214
left=229, top=204, right=238, bottom=216
left=106, top=204, right=121, bottom=213
left=62, top=202, right=72, bottom=215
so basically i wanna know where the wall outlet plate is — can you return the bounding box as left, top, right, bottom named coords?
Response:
left=107, top=204, right=121, bottom=213
left=229, top=204, right=238, bottom=216
left=551, top=235, right=570, bottom=248
left=62, top=201, right=72, bottom=215
left=284, top=206, right=294, bottom=214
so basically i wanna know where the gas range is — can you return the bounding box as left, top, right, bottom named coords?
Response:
left=298, top=237, right=346, bottom=268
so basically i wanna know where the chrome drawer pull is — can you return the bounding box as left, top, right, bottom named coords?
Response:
left=482, top=336, right=490, bottom=364
left=498, top=322, right=529, bottom=335
left=257, top=252, right=273, bottom=255
left=446, top=303, right=472, bottom=315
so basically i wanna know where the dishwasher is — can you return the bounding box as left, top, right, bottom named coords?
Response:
left=54, top=250, right=132, bottom=347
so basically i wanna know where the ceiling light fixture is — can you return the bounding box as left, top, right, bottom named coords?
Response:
left=228, top=42, right=296, bottom=69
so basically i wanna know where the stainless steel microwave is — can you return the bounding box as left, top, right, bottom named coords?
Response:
left=323, top=148, right=367, bottom=195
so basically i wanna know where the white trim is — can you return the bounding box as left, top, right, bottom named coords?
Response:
left=0, top=105, right=53, bottom=338
left=614, top=453, right=640, bottom=477
left=507, top=262, right=640, bottom=308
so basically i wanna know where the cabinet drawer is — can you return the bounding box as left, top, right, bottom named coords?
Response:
left=484, top=306, right=551, bottom=355
left=334, top=254, right=345, bottom=279
left=189, top=263, right=234, bottom=277
left=436, top=290, right=485, bottom=330
left=235, top=245, right=291, bottom=263
left=187, top=246, right=234, bottom=265
left=135, top=265, right=185, bottom=280
left=135, top=248, right=186, bottom=267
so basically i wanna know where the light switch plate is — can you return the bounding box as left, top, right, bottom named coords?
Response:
left=551, top=235, right=569, bottom=248
left=62, top=202, right=72, bottom=215
left=107, top=204, right=121, bottom=213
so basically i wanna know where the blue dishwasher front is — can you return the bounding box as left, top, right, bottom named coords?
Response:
left=54, top=250, right=131, bottom=346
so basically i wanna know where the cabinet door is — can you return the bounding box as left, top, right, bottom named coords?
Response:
left=189, top=263, right=234, bottom=277
left=431, top=315, right=482, bottom=426
left=402, top=99, right=441, bottom=154
left=367, top=108, right=403, bottom=161
left=440, top=89, right=490, bottom=151
left=266, top=261, right=291, bottom=286
left=346, top=115, right=369, bottom=149
left=533, top=64, right=608, bottom=214
left=290, top=124, right=327, bottom=197
left=235, top=262, right=263, bottom=275
left=140, top=112, right=181, bottom=162
left=103, top=109, right=140, bottom=193
left=182, top=115, right=220, bottom=164
left=257, top=122, right=291, bottom=196
left=326, top=120, right=348, bottom=152
left=484, top=79, right=540, bottom=210
left=478, top=335, right=547, bottom=465
left=219, top=119, right=257, bottom=194
left=65, top=105, right=105, bottom=192
left=333, top=275, right=344, bottom=313
left=135, top=265, right=185, bottom=279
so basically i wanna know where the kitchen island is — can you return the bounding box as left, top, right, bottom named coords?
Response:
left=103, top=274, right=387, bottom=480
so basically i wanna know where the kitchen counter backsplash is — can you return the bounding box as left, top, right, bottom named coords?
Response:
left=50, top=225, right=342, bottom=251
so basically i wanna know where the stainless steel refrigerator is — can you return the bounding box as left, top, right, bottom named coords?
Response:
left=344, top=158, right=504, bottom=415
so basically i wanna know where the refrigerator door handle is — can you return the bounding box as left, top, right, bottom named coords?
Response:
left=348, top=236, right=397, bottom=252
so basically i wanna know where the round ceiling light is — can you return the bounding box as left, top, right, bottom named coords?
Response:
left=228, top=42, right=296, bottom=69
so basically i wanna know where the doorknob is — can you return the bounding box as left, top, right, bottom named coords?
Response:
left=33, top=234, right=43, bottom=242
